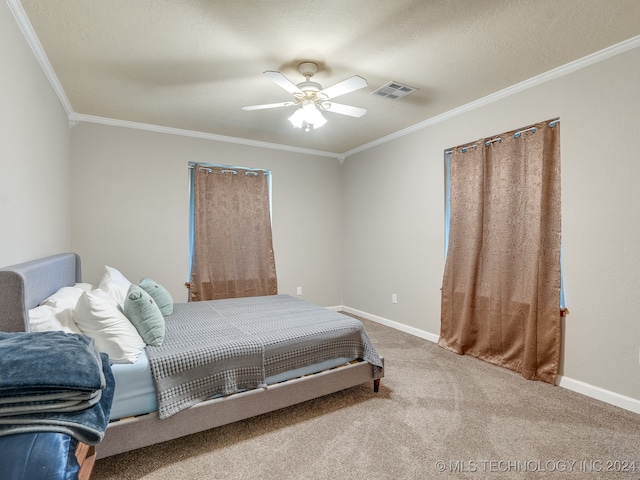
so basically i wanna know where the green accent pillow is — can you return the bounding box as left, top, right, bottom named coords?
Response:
left=123, top=284, right=165, bottom=346
left=139, top=277, right=173, bottom=316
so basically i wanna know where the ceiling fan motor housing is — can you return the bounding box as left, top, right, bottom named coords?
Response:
left=296, top=80, right=322, bottom=92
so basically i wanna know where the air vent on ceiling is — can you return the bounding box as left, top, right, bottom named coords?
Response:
left=371, top=81, right=417, bottom=100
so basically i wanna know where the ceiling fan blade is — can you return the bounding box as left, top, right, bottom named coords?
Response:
left=263, top=71, right=303, bottom=95
left=322, top=102, right=367, bottom=118
left=242, top=101, right=296, bottom=111
left=319, top=75, right=367, bottom=100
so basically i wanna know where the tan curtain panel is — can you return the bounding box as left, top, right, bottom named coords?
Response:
left=439, top=119, right=561, bottom=384
left=190, top=165, right=277, bottom=301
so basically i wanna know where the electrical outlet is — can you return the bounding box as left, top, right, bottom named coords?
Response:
left=296, top=286, right=302, bottom=295
left=391, top=293, right=398, bottom=304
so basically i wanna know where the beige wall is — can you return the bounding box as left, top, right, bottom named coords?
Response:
left=343, top=46, right=640, bottom=402
left=0, top=2, right=71, bottom=267
left=70, top=123, right=344, bottom=307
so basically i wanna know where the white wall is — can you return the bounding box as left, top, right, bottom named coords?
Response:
left=70, top=123, right=344, bottom=307
left=0, top=2, right=71, bottom=267
left=343, top=46, right=640, bottom=403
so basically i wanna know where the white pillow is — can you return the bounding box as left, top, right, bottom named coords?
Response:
left=28, top=305, right=77, bottom=334
left=36, top=286, right=84, bottom=334
left=89, top=287, right=120, bottom=307
left=74, top=290, right=146, bottom=364
left=52, top=307, right=83, bottom=334
left=97, top=265, right=132, bottom=307
left=40, top=286, right=85, bottom=309
left=74, top=282, right=94, bottom=292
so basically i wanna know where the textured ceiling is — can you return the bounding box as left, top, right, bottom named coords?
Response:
left=16, top=0, right=640, bottom=155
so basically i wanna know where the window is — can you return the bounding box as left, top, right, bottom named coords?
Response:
left=187, top=162, right=276, bottom=301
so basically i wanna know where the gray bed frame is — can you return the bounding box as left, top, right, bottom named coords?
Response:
left=0, top=253, right=383, bottom=458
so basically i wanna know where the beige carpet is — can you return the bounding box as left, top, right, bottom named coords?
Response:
left=93, top=317, right=640, bottom=479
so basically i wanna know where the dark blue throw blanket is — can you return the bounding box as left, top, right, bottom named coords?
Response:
left=0, top=352, right=114, bottom=445
left=0, top=332, right=114, bottom=445
left=0, top=331, right=104, bottom=406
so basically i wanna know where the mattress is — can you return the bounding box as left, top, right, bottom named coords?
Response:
left=110, top=351, right=357, bottom=420
left=109, top=351, right=157, bottom=420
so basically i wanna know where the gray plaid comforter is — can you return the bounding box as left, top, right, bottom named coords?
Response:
left=146, top=294, right=383, bottom=419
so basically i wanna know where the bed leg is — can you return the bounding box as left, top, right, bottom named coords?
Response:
left=373, top=379, right=380, bottom=393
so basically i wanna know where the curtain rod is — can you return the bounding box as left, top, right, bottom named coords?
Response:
left=197, top=167, right=265, bottom=176
left=514, top=126, right=536, bottom=138
left=445, top=118, right=560, bottom=154
left=188, top=162, right=270, bottom=175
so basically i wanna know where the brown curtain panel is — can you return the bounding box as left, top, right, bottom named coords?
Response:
left=439, top=119, right=561, bottom=384
left=190, top=165, right=277, bottom=301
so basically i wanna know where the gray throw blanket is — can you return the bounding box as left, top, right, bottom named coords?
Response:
left=148, top=294, right=383, bottom=419
left=0, top=332, right=105, bottom=416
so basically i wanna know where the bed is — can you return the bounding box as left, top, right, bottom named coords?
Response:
left=0, top=253, right=384, bottom=460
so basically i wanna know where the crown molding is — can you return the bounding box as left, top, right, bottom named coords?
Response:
left=71, top=113, right=341, bottom=159
left=6, top=0, right=74, bottom=116
left=343, top=34, right=640, bottom=158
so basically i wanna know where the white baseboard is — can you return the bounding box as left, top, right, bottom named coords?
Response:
left=340, top=305, right=640, bottom=415
left=340, top=306, right=440, bottom=344
left=556, top=376, right=640, bottom=415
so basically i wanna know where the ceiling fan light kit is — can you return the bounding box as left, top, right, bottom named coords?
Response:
left=243, top=62, right=368, bottom=132
left=288, top=101, right=327, bottom=132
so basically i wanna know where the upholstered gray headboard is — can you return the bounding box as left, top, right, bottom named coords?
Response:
left=0, top=253, right=81, bottom=332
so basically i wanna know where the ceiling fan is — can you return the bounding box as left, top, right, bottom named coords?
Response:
left=242, top=62, right=368, bottom=131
